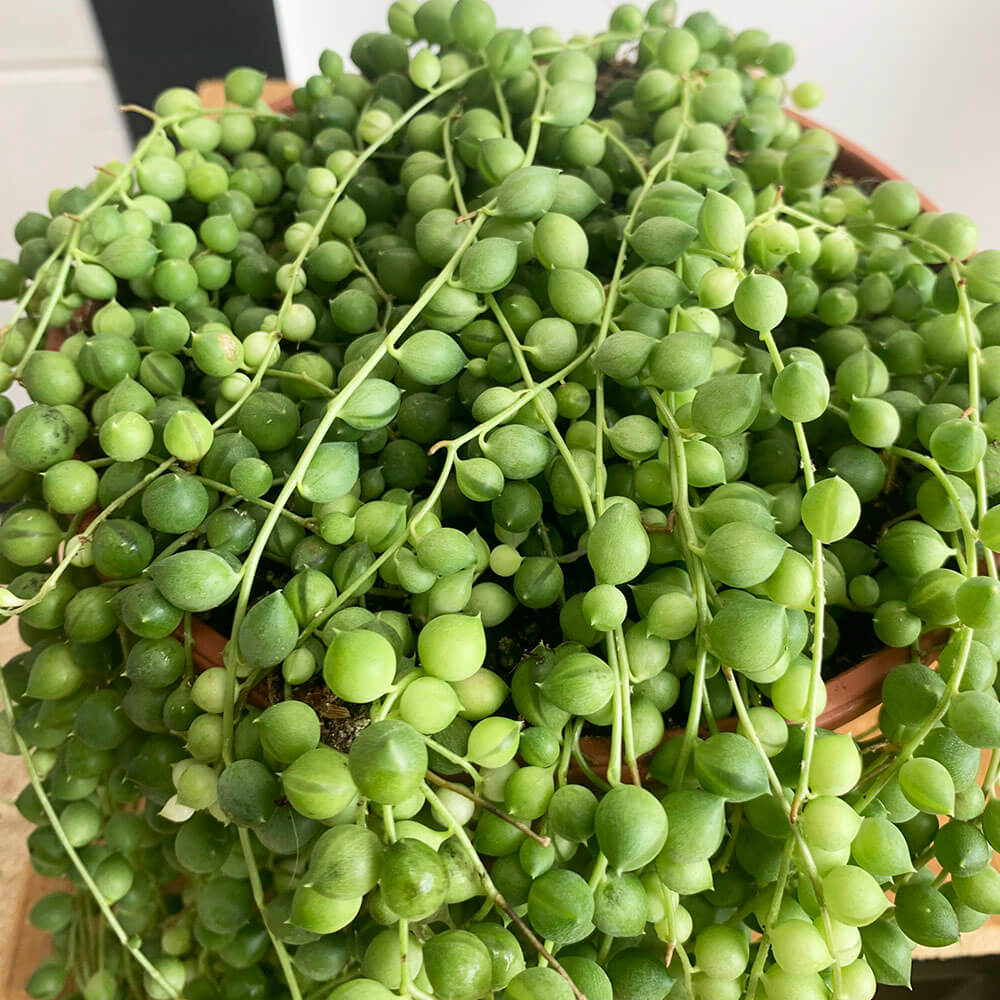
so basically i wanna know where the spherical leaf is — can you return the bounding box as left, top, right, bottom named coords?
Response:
left=706, top=596, right=788, bottom=676
left=282, top=747, right=356, bottom=820
left=348, top=720, right=427, bottom=805
left=422, top=930, right=493, bottom=1000
left=299, top=442, right=360, bottom=503
left=691, top=374, right=762, bottom=437
left=340, top=379, right=401, bottom=430
left=506, top=967, right=574, bottom=1000
left=734, top=272, right=788, bottom=331
left=702, top=521, right=787, bottom=588
left=947, top=690, right=1000, bottom=748
left=540, top=652, right=615, bottom=716
left=698, top=190, right=745, bottom=256
left=238, top=592, right=298, bottom=669
left=147, top=550, right=240, bottom=613
left=217, top=759, right=279, bottom=827
left=459, top=239, right=518, bottom=293
left=496, top=166, right=559, bottom=221
left=324, top=629, right=397, bottom=703
left=587, top=501, right=651, bottom=585
left=418, top=613, right=486, bottom=681
left=899, top=757, right=955, bottom=815
left=851, top=817, right=914, bottom=879
left=894, top=884, right=959, bottom=947
left=547, top=268, right=605, bottom=324
left=527, top=868, right=594, bottom=944
left=822, top=866, right=889, bottom=927
left=694, top=733, right=768, bottom=802
left=308, top=825, right=383, bottom=899
left=629, top=216, right=698, bottom=266
left=543, top=80, right=596, bottom=128
left=801, top=476, right=861, bottom=543
left=952, top=867, right=1000, bottom=915
left=772, top=361, right=830, bottom=423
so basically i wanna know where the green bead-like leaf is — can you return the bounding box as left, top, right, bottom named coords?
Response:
left=691, top=373, right=762, bottom=437
left=238, top=591, right=299, bottom=668
left=587, top=501, right=651, bottom=585
left=860, top=919, right=913, bottom=988
left=800, top=476, right=861, bottom=543
left=697, top=190, right=745, bottom=256
left=543, top=80, right=596, bottom=128
left=899, top=757, right=955, bottom=815
left=339, top=379, right=401, bottom=430
left=894, top=884, right=959, bottom=948
left=694, top=733, right=769, bottom=803
left=496, top=166, right=559, bottom=220
left=299, top=442, right=360, bottom=503
left=459, top=238, right=518, bottom=293
left=98, top=235, right=159, bottom=279
left=629, top=216, right=698, bottom=266
left=702, top=521, right=787, bottom=588
left=393, top=330, right=468, bottom=384
left=147, top=550, right=241, bottom=613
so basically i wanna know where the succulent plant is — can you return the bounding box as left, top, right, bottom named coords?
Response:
left=3, top=3, right=1000, bottom=999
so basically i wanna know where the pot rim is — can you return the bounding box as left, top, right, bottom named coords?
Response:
left=788, top=109, right=938, bottom=212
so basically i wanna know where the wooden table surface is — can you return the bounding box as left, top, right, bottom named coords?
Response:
left=2, top=620, right=61, bottom=1000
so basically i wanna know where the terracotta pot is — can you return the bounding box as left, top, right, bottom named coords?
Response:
left=185, top=616, right=228, bottom=673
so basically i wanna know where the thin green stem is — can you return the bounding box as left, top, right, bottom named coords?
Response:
left=778, top=203, right=837, bottom=233
left=1, top=236, right=69, bottom=336
left=598, top=124, right=648, bottom=181
left=489, top=295, right=636, bottom=788
left=423, top=734, right=483, bottom=786
left=13, top=228, right=79, bottom=378
left=650, top=391, right=714, bottom=786
left=952, top=259, right=998, bottom=581
left=592, top=81, right=692, bottom=513
left=486, top=293, right=595, bottom=527
left=0, top=455, right=174, bottom=617
left=888, top=447, right=979, bottom=570
left=758, top=328, right=825, bottom=822
left=236, top=828, right=303, bottom=1000
left=584, top=81, right=693, bottom=784
left=984, top=749, right=1000, bottom=797
left=192, top=474, right=314, bottom=526
left=421, top=784, right=588, bottom=1000
left=519, top=64, right=549, bottom=166
left=273, top=72, right=476, bottom=334
left=425, top=771, right=551, bottom=846
left=722, top=668, right=844, bottom=994
left=745, top=836, right=796, bottom=1000
left=492, top=79, right=513, bottom=140
left=299, top=344, right=595, bottom=644
left=441, top=111, right=469, bottom=217
left=349, top=239, right=391, bottom=303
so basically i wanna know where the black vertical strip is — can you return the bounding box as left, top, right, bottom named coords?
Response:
left=90, top=0, right=286, bottom=143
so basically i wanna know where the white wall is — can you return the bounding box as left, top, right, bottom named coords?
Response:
left=0, top=1, right=129, bottom=263
left=0, top=0, right=129, bottom=409
left=275, top=0, right=1000, bottom=248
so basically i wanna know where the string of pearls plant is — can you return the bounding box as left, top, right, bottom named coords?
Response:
left=2, top=2, right=1000, bottom=999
